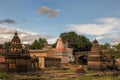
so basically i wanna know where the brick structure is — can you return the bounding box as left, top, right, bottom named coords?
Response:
left=54, top=37, right=74, bottom=64
left=74, top=52, right=88, bottom=65
left=5, top=31, right=39, bottom=72
left=87, top=39, right=101, bottom=69
left=0, top=56, right=5, bottom=71
left=29, top=49, right=61, bottom=69
left=88, top=39, right=117, bottom=70
left=44, top=57, right=61, bottom=67
left=115, top=59, right=120, bottom=68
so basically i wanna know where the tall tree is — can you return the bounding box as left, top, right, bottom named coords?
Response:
left=30, top=38, right=47, bottom=50
left=60, top=31, right=92, bottom=53
left=4, top=42, right=11, bottom=50
left=113, top=43, right=120, bottom=51
left=101, top=43, right=111, bottom=50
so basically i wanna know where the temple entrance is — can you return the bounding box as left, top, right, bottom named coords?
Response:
left=74, top=52, right=88, bottom=65
left=31, top=55, right=39, bottom=70
left=78, top=56, right=87, bottom=65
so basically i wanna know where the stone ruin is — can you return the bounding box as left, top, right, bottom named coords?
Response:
left=87, top=39, right=117, bottom=70
left=5, top=31, right=39, bottom=72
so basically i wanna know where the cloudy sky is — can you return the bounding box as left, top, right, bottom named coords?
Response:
left=0, top=0, right=120, bottom=44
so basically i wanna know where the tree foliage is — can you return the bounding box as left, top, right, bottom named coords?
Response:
left=30, top=38, right=47, bottom=50
left=101, top=43, right=111, bottom=50
left=60, top=31, right=92, bottom=52
left=4, top=42, right=11, bottom=49
left=113, top=43, right=120, bottom=51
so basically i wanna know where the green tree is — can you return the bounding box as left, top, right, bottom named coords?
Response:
left=101, top=43, right=111, bottom=50
left=60, top=31, right=92, bottom=52
left=4, top=42, right=10, bottom=50
left=114, top=43, right=120, bottom=51
left=101, top=43, right=116, bottom=54
left=77, top=35, right=91, bottom=51
left=30, top=38, right=47, bottom=50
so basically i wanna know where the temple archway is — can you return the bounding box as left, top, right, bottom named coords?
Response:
left=74, top=52, right=88, bottom=65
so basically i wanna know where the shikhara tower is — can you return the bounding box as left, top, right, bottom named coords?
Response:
left=54, top=37, right=74, bottom=64
left=5, top=31, right=39, bottom=72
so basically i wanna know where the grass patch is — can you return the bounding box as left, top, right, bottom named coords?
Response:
left=57, top=69, right=75, bottom=73
left=115, top=53, right=120, bottom=58
left=17, top=77, right=45, bottom=80
left=85, top=70, right=96, bottom=74
left=67, top=76, right=120, bottom=80
left=0, top=73, right=14, bottom=79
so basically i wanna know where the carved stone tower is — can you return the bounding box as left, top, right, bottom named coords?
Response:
left=9, top=31, right=22, bottom=53
left=5, top=31, right=35, bottom=72
left=87, top=39, right=102, bottom=70
left=90, top=39, right=101, bottom=54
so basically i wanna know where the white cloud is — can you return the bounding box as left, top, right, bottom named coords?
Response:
left=47, top=37, right=58, bottom=44
left=68, top=24, right=113, bottom=35
left=0, top=25, right=43, bottom=44
left=38, top=6, right=50, bottom=14
left=67, top=17, right=120, bottom=40
left=0, top=25, right=57, bottom=44
left=96, top=36, right=104, bottom=40
left=38, top=6, right=61, bottom=17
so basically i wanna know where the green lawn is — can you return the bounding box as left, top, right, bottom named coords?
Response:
left=51, top=76, right=120, bottom=80
left=0, top=73, right=14, bottom=79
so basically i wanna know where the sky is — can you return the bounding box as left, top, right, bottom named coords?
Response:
left=0, top=0, right=120, bottom=44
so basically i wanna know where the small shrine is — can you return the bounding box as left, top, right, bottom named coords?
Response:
left=54, top=37, right=68, bottom=64
left=5, top=31, right=39, bottom=72
left=87, top=39, right=102, bottom=70
left=87, top=39, right=117, bottom=70
left=54, top=37, right=74, bottom=64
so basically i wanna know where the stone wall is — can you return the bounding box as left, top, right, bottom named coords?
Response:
left=0, top=56, right=5, bottom=72
left=115, top=59, right=120, bottom=68
left=88, top=61, right=101, bottom=70
left=44, top=57, right=61, bottom=67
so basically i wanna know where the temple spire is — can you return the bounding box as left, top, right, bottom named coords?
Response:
left=14, top=30, right=18, bottom=36
left=55, top=37, right=64, bottom=50
left=90, top=39, right=100, bottom=54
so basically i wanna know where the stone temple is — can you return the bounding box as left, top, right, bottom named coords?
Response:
left=5, top=31, right=39, bottom=72
left=88, top=39, right=117, bottom=70
left=54, top=37, right=74, bottom=64
left=87, top=39, right=102, bottom=70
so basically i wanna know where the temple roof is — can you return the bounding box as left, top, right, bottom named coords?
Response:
left=11, top=31, right=21, bottom=44
left=55, top=37, right=64, bottom=50
left=93, top=39, right=98, bottom=44
left=9, top=31, right=23, bottom=53
left=90, top=39, right=101, bottom=54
